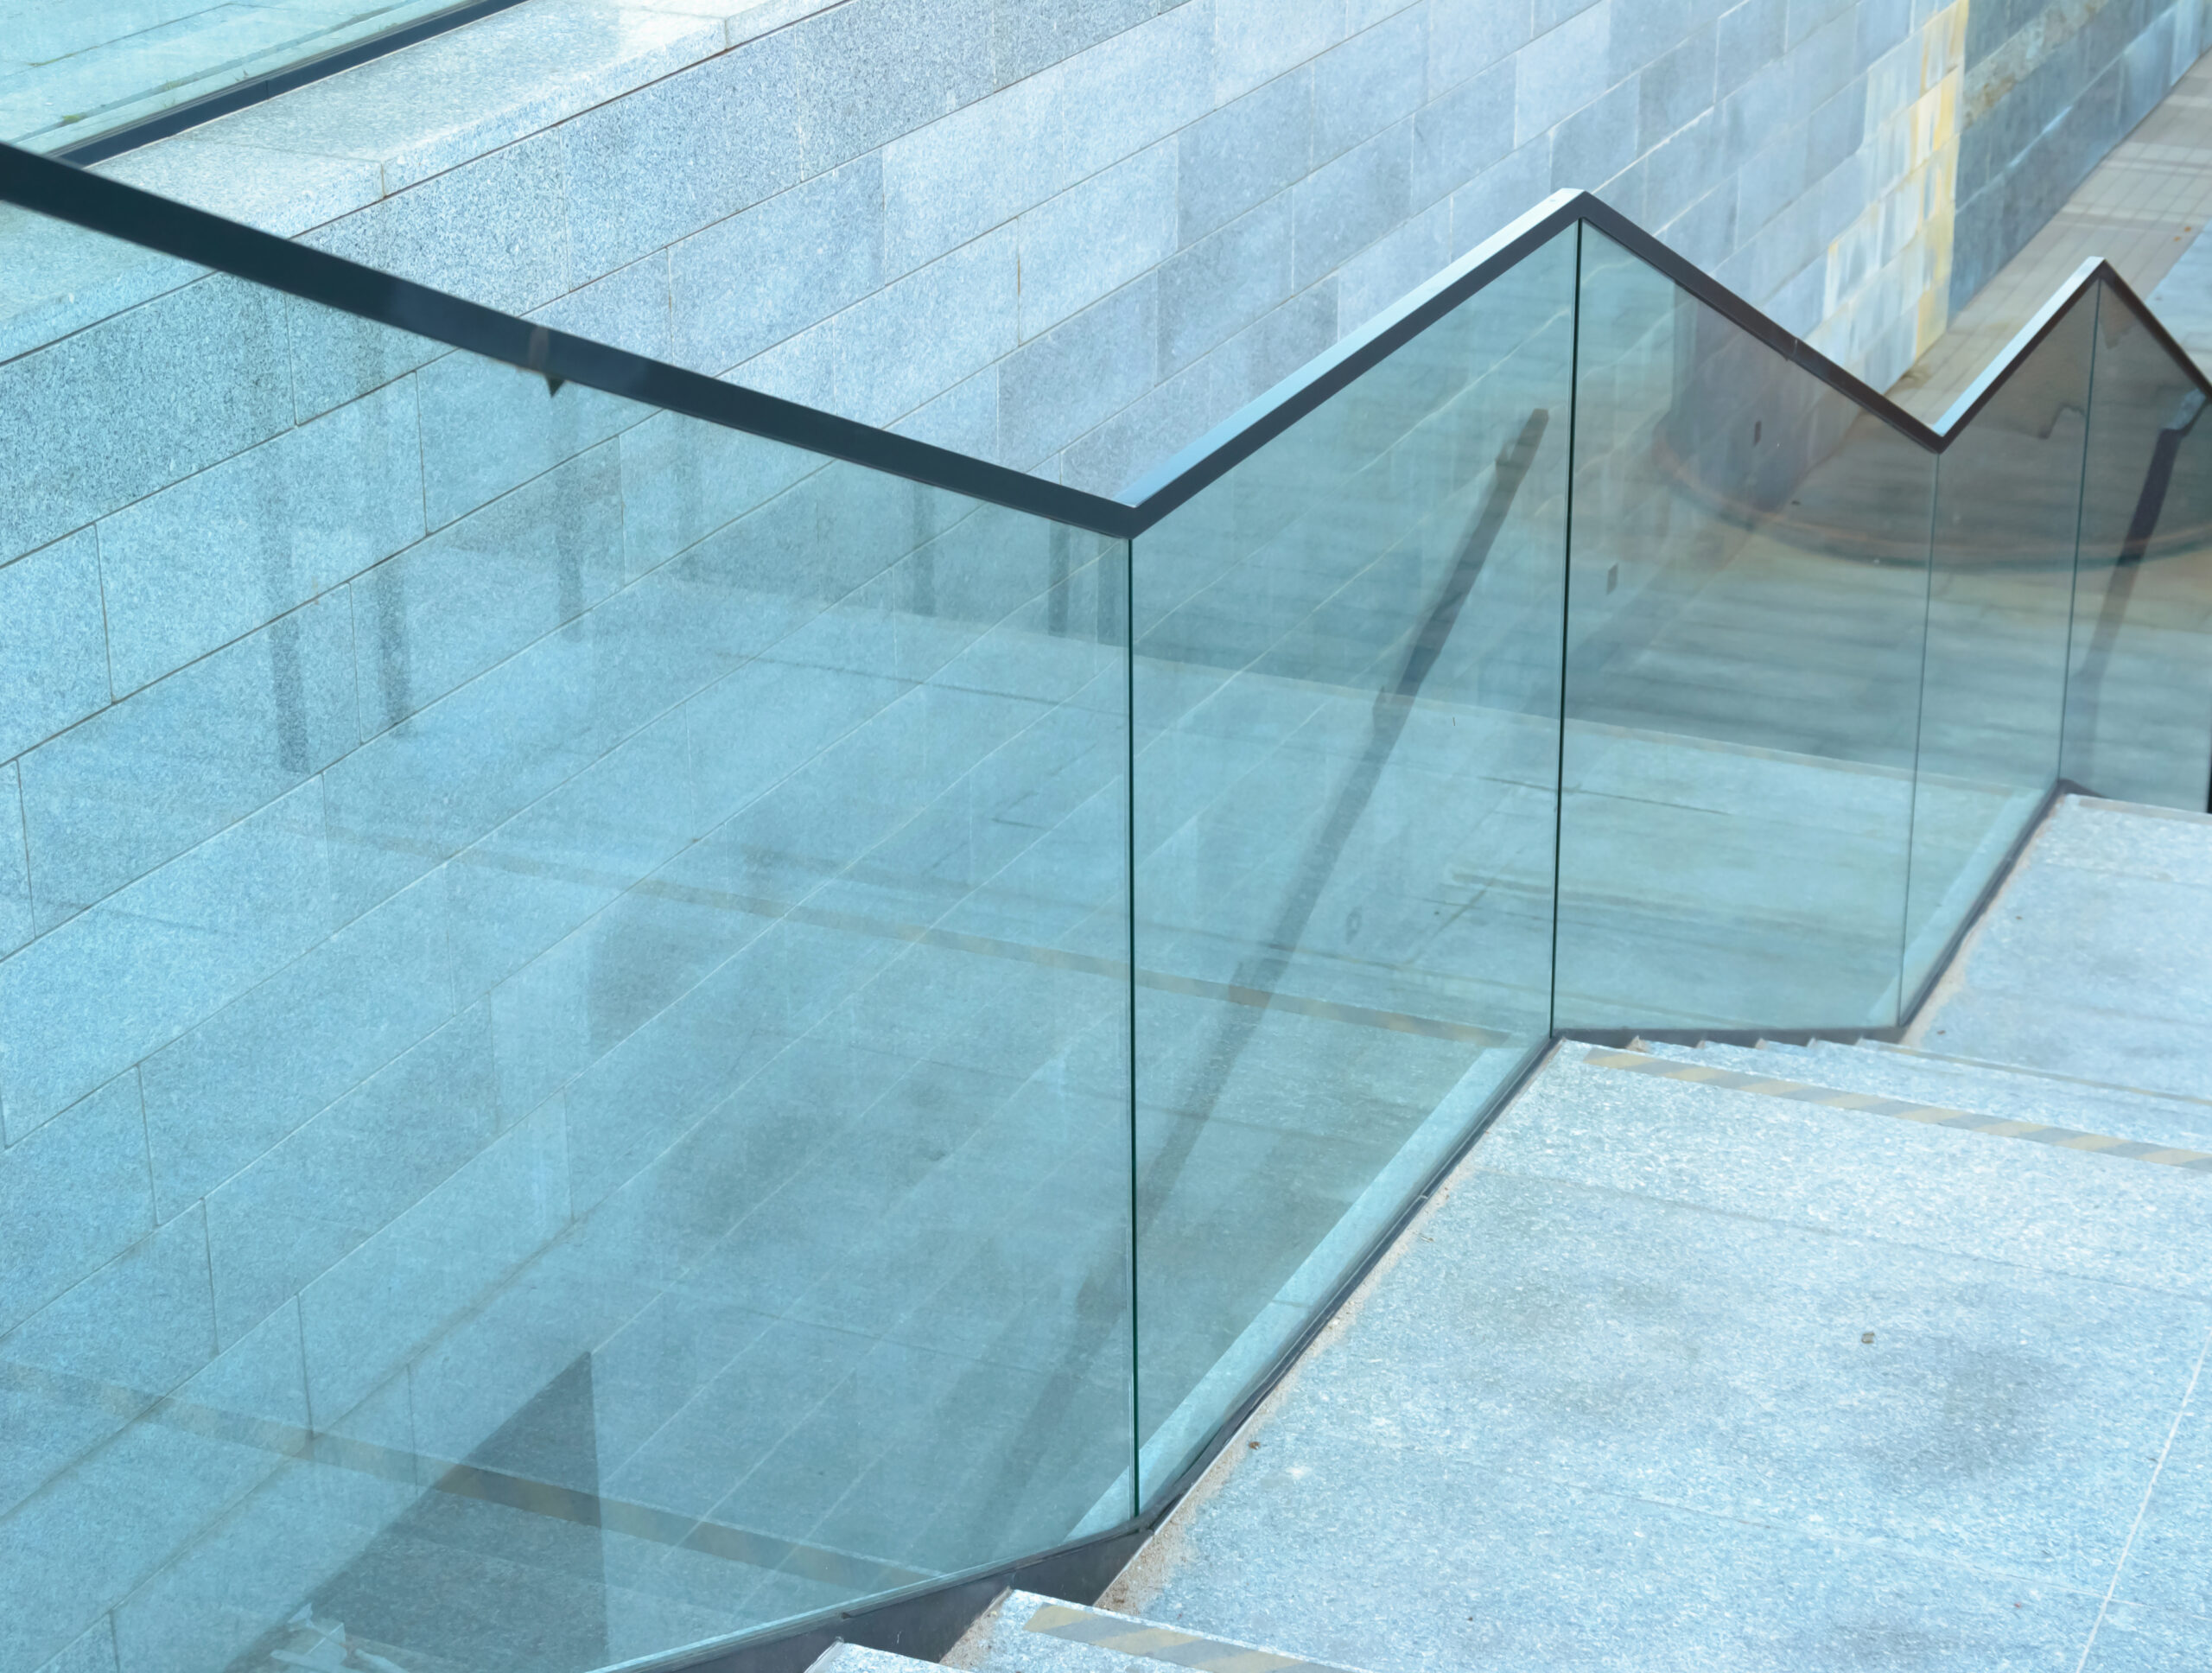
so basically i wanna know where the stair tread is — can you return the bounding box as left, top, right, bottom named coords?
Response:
left=1623, top=1038, right=2212, bottom=1156
left=948, top=1589, right=1366, bottom=1673
left=809, top=1644, right=938, bottom=1672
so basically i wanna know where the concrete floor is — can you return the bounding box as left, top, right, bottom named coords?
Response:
left=1106, top=794, right=2212, bottom=1673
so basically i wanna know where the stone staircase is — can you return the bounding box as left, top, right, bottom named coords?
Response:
left=1623, top=1035, right=2212, bottom=1160
left=810, top=1590, right=1368, bottom=1673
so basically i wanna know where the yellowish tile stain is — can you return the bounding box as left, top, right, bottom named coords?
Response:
left=1806, top=1, right=1967, bottom=390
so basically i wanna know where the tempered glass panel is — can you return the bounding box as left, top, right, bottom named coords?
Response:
left=1904, top=293, right=2094, bottom=997
left=0, top=207, right=1130, bottom=1673
left=1557, top=228, right=1935, bottom=1032
left=2063, top=287, right=2212, bottom=811
left=2, top=0, right=466, bottom=154
left=1129, top=228, right=1575, bottom=1502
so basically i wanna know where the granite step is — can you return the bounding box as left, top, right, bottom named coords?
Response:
left=944, top=1588, right=1368, bottom=1673
left=1611, top=1038, right=2212, bottom=1161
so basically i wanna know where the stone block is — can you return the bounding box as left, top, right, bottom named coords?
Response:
left=140, top=869, right=459, bottom=1225
left=1293, top=119, right=1414, bottom=288
left=0, top=1411, right=279, bottom=1673
left=296, top=1099, right=569, bottom=1424
left=1606, top=0, right=1700, bottom=83
left=284, top=296, right=442, bottom=424
left=3, top=1212, right=213, bottom=1407
left=1000, top=277, right=1162, bottom=468
left=1785, top=0, right=1855, bottom=50
left=1855, top=0, right=1916, bottom=64
left=1160, top=196, right=1297, bottom=373
left=95, top=137, right=384, bottom=241
left=791, top=0, right=995, bottom=175
left=0, top=1073, right=152, bottom=1335
left=1413, top=60, right=1514, bottom=208
left=19, top=592, right=354, bottom=931
left=891, top=367, right=1004, bottom=459
left=0, top=206, right=199, bottom=368
left=1215, top=0, right=1343, bottom=101
left=0, top=276, right=291, bottom=567
left=1553, top=77, right=1639, bottom=189
left=1177, top=67, right=1313, bottom=245
left=1338, top=197, right=1452, bottom=331
left=1062, top=359, right=1226, bottom=494
left=1449, top=139, right=1554, bottom=255
left=1314, top=5, right=1427, bottom=162
left=620, top=408, right=822, bottom=579
left=882, top=73, right=1063, bottom=276
left=1662, top=178, right=1738, bottom=273
left=561, top=37, right=802, bottom=282
left=1637, top=22, right=1716, bottom=151
left=301, top=133, right=571, bottom=317
left=0, top=529, right=110, bottom=761
left=993, top=0, right=1157, bottom=85
left=414, top=347, right=641, bottom=531
left=321, top=581, right=673, bottom=923
left=205, top=1005, right=499, bottom=1348
left=0, top=780, right=331, bottom=1138
left=353, top=442, right=626, bottom=735
left=98, top=378, right=424, bottom=697
left=1206, top=282, right=1339, bottom=416
left=1733, top=121, right=1810, bottom=239
left=32, top=1625, right=114, bottom=1673
left=1793, top=7, right=1859, bottom=110
left=1641, top=107, right=1725, bottom=230
left=1428, top=0, right=1535, bottom=95
left=1516, top=3, right=1611, bottom=145
left=442, top=709, right=696, bottom=1002
left=1717, top=0, right=1788, bottom=99
left=830, top=226, right=1020, bottom=425
left=1021, top=140, right=1179, bottom=339
left=527, top=252, right=675, bottom=362
left=671, top=156, right=886, bottom=377
left=1536, top=0, right=1606, bottom=28
left=1806, top=83, right=1868, bottom=186
left=1060, top=1, right=1217, bottom=181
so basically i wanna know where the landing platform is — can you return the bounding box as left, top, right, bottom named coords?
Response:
left=1105, top=795, right=2212, bottom=1671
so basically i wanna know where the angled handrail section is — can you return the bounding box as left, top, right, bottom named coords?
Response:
left=7, top=141, right=2208, bottom=544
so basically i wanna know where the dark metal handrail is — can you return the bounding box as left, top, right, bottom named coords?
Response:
left=9, top=143, right=2207, bottom=544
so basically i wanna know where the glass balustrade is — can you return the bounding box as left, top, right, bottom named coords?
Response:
left=5, top=145, right=2212, bottom=1673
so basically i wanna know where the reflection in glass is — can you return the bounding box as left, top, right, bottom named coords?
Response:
left=2063, top=289, right=2212, bottom=811
left=1904, top=294, right=2095, bottom=998
left=1129, top=228, right=1575, bottom=1502
left=0, top=208, right=1131, bottom=1673
left=3, top=0, right=467, bottom=154
left=1557, top=228, right=1935, bottom=1032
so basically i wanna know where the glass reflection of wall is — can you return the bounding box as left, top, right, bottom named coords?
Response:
left=1558, top=229, right=1933, bottom=1034
left=2064, top=289, right=2212, bottom=811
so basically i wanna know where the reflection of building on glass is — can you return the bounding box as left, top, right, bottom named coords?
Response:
left=6, top=4, right=2212, bottom=1673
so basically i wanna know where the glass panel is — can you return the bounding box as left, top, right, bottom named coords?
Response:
left=3, top=1, right=467, bottom=154
left=2063, top=286, right=2212, bottom=811
left=1904, top=293, right=2095, bottom=997
left=0, top=207, right=1130, bottom=1673
left=1556, top=228, right=1936, bottom=1032
left=1128, top=227, right=1575, bottom=1502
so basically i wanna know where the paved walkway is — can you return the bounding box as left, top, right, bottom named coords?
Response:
left=1106, top=794, right=2212, bottom=1672
left=1892, top=48, right=2212, bottom=421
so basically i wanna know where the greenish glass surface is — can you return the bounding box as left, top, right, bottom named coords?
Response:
left=1904, top=293, right=2095, bottom=1000
left=2063, top=287, right=2212, bottom=811
left=1556, top=228, right=1935, bottom=1032
left=1129, top=227, right=1575, bottom=1503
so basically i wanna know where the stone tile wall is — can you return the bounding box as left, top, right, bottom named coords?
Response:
left=1954, top=0, right=2212, bottom=315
